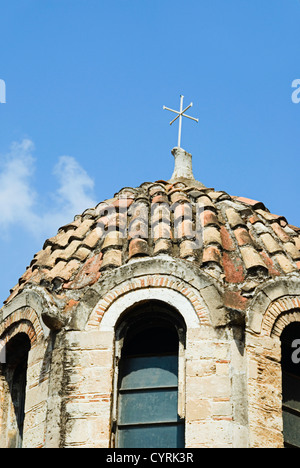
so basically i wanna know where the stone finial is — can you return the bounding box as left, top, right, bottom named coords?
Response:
left=170, top=147, right=195, bottom=181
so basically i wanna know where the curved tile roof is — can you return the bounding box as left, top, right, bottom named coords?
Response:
left=4, top=179, right=300, bottom=306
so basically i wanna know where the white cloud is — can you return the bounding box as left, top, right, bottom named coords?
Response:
left=0, top=139, right=97, bottom=239
left=53, top=155, right=96, bottom=217
left=0, top=139, right=39, bottom=234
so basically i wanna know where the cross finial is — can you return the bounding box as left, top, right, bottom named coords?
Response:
left=163, top=95, right=198, bottom=148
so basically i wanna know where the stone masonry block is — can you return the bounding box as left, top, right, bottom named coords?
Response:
left=186, top=374, right=231, bottom=399
left=199, top=285, right=228, bottom=327
left=186, top=399, right=211, bottom=421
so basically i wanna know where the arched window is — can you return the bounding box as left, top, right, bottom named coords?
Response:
left=114, top=301, right=185, bottom=448
left=281, top=322, right=300, bottom=448
left=3, top=333, right=30, bottom=448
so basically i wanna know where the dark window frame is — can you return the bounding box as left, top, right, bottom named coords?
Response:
left=281, top=322, right=300, bottom=448
left=1, top=332, right=30, bottom=448
left=112, top=300, right=186, bottom=448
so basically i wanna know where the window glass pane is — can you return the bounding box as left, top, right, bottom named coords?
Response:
left=283, top=410, right=300, bottom=448
left=122, top=326, right=178, bottom=356
left=5, top=333, right=30, bottom=448
left=120, top=355, right=178, bottom=390
left=116, top=306, right=185, bottom=449
left=282, top=372, right=300, bottom=413
left=281, top=323, right=300, bottom=448
left=118, top=423, right=185, bottom=448
left=119, top=388, right=179, bottom=425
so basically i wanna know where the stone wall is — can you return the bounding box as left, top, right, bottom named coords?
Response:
left=62, top=330, right=114, bottom=448
left=185, top=326, right=247, bottom=448
left=53, top=323, right=248, bottom=448
left=1, top=273, right=300, bottom=448
left=246, top=332, right=283, bottom=448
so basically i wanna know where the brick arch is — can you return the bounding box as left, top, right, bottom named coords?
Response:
left=86, top=274, right=210, bottom=329
left=270, top=309, right=300, bottom=338
left=0, top=307, right=44, bottom=349
left=260, top=296, right=300, bottom=337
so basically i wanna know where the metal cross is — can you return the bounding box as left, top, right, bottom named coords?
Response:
left=163, top=95, right=198, bottom=148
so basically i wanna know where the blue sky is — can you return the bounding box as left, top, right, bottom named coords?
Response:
left=0, top=0, right=299, bottom=304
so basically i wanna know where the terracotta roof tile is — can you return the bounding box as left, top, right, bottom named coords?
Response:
left=203, top=226, right=222, bottom=246
left=151, top=193, right=168, bottom=204
left=46, top=230, right=74, bottom=249
left=82, top=229, right=100, bottom=249
left=271, top=222, right=290, bottom=242
left=282, top=242, right=300, bottom=260
left=174, top=202, right=193, bottom=221
left=274, top=253, right=296, bottom=274
left=202, top=245, right=222, bottom=265
left=180, top=239, right=198, bottom=259
left=234, top=227, right=252, bottom=246
left=200, top=210, right=219, bottom=227
left=232, top=196, right=265, bottom=209
left=260, top=233, right=282, bottom=254
left=128, top=218, right=148, bottom=240
left=251, top=221, right=270, bottom=235
left=70, top=219, right=95, bottom=240
left=225, top=208, right=245, bottom=229
left=63, top=253, right=102, bottom=289
left=175, top=219, right=195, bottom=240
left=106, top=212, right=128, bottom=232
left=31, top=245, right=53, bottom=269
left=153, top=238, right=172, bottom=255
left=151, top=203, right=171, bottom=224
left=128, top=238, right=149, bottom=258
left=197, top=195, right=214, bottom=209
left=48, top=259, right=81, bottom=282
left=256, top=209, right=287, bottom=224
left=240, top=246, right=267, bottom=271
left=149, top=183, right=167, bottom=196
left=207, top=190, right=230, bottom=202
left=4, top=178, right=300, bottom=305
left=101, top=231, right=123, bottom=250
left=71, top=246, right=92, bottom=262
left=248, top=214, right=260, bottom=224
left=169, top=189, right=189, bottom=204
left=283, top=224, right=298, bottom=236
left=152, top=222, right=172, bottom=241
left=100, top=249, right=122, bottom=270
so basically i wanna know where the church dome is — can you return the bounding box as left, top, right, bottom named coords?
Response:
left=5, top=161, right=300, bottom=317
left=2, top=144, right=300, bottom=449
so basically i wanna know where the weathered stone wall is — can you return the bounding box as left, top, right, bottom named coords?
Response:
left=62, top=330, right=114, bottom=448
left=23, top=338, right=50, bottom=448
left=54, top=322, right=249, bottom=448
left=246, top=332, right=283, bottom=448
left=1, top=273, right=300, bottom=448
left=185, top=325, right=248, bottom=448
left=245, top=282, right=300, bottom=448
